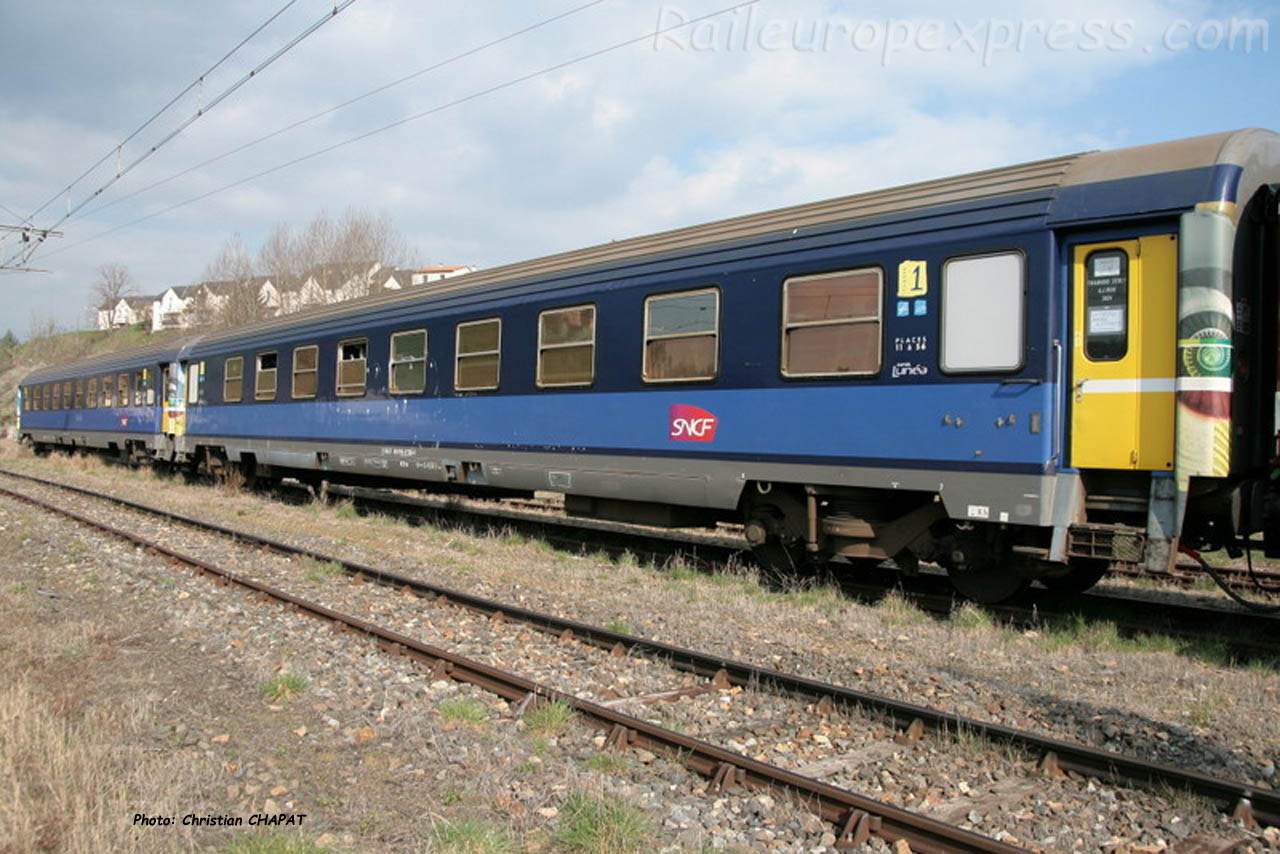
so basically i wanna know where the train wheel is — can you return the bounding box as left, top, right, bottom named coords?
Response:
left=1038, top=559, right=1108, bottom=594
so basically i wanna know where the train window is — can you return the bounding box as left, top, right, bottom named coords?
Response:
left=118, top=374, right=129, bottom=408
left=186, top=363, right=200, bottom=405
left=71, top=381, right=79, bottom=409
left=52, top=384, right=61, bottom=410
left=782, top=268, right=882, bottom=377
left=255, top=352, right=278, bottom=400
left=643, top=288, right=719, bottom=382
left=87, top=377, right=98, bottom=408
left=455, top=319, right=501, bottom=391
left=23, top=387, right=31, bottom=411
left=336, top=339, right=368, bottom=397
left=45, top=384, right=51, bottom=410
left=538, top=305, right=595, bottom=388
left=292, top=345, right=318, bottom=399
left=389, top=330, right=427, bottom=395
left=224, top=357, right=244, bottom=403
left=940, top=252, right=1024, bottom=373
left=1083, top=249, right=1129, bottom=361
left=103, top=374, right=114, bottom=407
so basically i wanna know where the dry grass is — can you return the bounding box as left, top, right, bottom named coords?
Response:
left=0, top=508, right=208, bottom=854
left=10, top=449, right=1280, bottom=783
left=0, top=589, right=185, bottom=854
left=0, top=679, right=145, bottom=853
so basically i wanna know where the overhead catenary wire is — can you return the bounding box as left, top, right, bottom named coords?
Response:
left=6, top=0, right=359, bottom=269
left=20, top=0, right=301, bottom=226
left=81, top=0, right=609, bottom=221
left=39, top=0, right=761, bottom=262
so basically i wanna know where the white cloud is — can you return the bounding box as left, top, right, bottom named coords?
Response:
left=0, top=0, right=1272, bottom=337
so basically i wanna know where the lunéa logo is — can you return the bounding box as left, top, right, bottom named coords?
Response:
left=669, top=404, right=718, bottom=442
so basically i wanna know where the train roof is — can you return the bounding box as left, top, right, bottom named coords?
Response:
left=21, top=338, right=196, bottom=384
left=22, top=128, right=1280, bottom=375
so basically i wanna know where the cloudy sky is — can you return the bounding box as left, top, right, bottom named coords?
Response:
left=0, top=0, right=1276, bottom=337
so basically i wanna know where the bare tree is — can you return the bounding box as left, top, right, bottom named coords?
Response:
left=200, top=234, right=265, bottom=328
left=258, top=223, right=301, bottom=283
left=88, top=263, right=133, bottom=324
left=256, top=207, right=414, bottom=302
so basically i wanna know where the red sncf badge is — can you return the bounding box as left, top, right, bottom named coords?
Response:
left=669, top=404, right=718, bottom=442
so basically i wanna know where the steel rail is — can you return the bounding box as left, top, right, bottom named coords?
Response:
left=1, top=468, right=1277, bottom=829
left=318, top=483, right=1280, bottom=659
left=0, top=480, right=1025, bottom=854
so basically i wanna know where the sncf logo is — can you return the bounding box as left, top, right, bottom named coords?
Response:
left=669, top=404, right=718, bottom=442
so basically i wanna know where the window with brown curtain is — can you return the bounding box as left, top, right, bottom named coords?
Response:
left=292, top=345, right=318, bottom=398
left=538, top=306, right=595, bottom=387
left=782, top=267, right=883, bottom=377
left=455, top=319, right=500, bottom=391
left=643, top=288, right=719, bottom=382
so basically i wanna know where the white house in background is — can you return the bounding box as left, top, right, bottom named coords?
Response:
left=277, top=275, right=328, bottom=314
left=375, top=268, right=413, bottom=291
left=196, top=276, right=277, bottom=318
left=96, top=296, right=156, bottom=330
left=412, top=265, right=473, bottom=285
left=150, top=285, right=202, bottom=331
left=106, top=261, right=477, bottom=334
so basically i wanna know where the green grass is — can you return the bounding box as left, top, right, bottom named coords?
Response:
left=1032, top=613, right=1257, bottom=668
left=951, top=602, right=994, bottom=631
left=556, top=790, right=651, bottom=854
left=605, top=619, right=634, bottom=635
left=1186, top=696, right=1224, bottom=728
left=259, top=673, right=308, bottom=702
left=334, top=500, right=359, bottom=520
left=301, top=558, right=345, bottom=582
left=876, top=590, right=929, bottom=626
left=224, top=833, right=327, bottom=854
left=662, top=559, right=700, bottom=582
left=780, top=583, right=845, bottom=615
left=582, top=752, right=632, bottom=773
left=523, top=699, right=574, bottom=738
left=428, top=817, right=514, bottom=854
left=438, top=698, right=489, bottom=728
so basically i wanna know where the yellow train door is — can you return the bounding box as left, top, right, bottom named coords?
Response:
left=1070, top=235, right=1178, bottom=470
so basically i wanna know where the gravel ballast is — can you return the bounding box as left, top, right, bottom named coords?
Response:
left=2, top=450, right=1278, bottom=852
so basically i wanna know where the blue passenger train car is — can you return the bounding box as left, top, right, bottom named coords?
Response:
left=20, top=129, right=1280, bottom=600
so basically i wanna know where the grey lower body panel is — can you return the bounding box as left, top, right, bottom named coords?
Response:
left=180, top=434, right=1069, bottom=528
left=23, top=428, right=163, bottom=453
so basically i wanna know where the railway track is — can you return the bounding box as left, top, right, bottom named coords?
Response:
left=299, top=483, right=1280, bottom=597
left=272, top=480, right=1280, bottom=662
left=0, top=473, right=1025, bottom=854
left=1, top=466, right=1276, bottom=846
